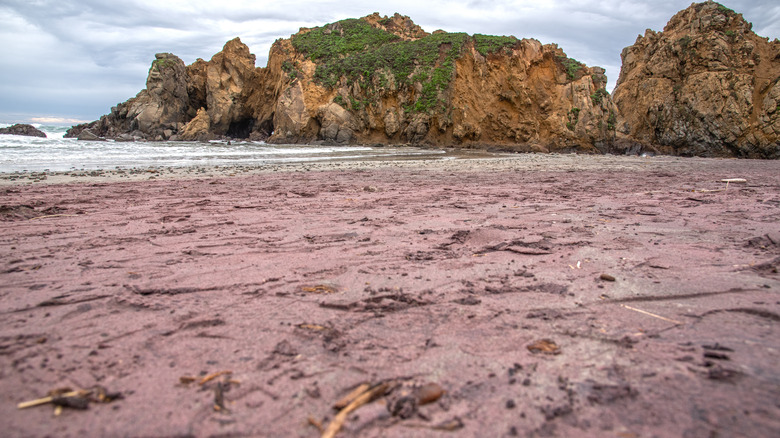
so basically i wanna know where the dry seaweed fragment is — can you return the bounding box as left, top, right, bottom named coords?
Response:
left=179, top=371, right=238, bottom=412
left=414, top=383, right=444, bottom=405
left=527, top=339, right=561, bottom=355
left=433, top=417, right=465, bottom=431
left=213, top=381, right=228, bottom=412
left=322, top=382, right=392, bottom=438
left=322, top=380, right=445, bottom=436
left=302, top=285, right=338, bottom=294
left=332, top=382, right=371, bottom=410
left=17, top=386, right=123, bottom=411
left=199, top=370, right=232, bottom=385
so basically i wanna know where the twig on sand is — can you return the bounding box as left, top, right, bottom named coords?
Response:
left=332, top=383, right=371, bottom=410
left=17, top=391, right=85, bottom=409
left=308, top=416, right=325, bottom=434
left=29, top=214, right=79, bottom=220
left=322, top=382, right=391, bottom=438
left=18, top=386, right=122, bottom=411
left=199, top=370, right=232, bottom=385
left=620, top=304, right=682, bottom=325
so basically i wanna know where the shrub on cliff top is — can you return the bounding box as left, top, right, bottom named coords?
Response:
left=557, top=56, right=584, bottom=81
left=473, top=34, right=518, bottom=56
left=291, top=19, right=400, bottom=60
left=292, top=19, right=469, bottom=113
left=716, top=4, right=735, bottom=15
left=149, top=58, right=177, bottom=73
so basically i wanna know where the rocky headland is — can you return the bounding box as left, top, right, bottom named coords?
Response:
left=0, top=124, right=46, bottom=138
left=613, top=1, right=780, bottom=158
left=66, top=2, right=779, bottom=158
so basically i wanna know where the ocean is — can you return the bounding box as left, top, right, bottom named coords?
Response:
left=0, top=125, right=447, bottom=173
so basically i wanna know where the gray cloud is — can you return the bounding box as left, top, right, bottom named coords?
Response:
left=1, top=0, right=778, bottom=124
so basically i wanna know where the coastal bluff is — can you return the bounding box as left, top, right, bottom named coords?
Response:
left=67, top=2, right=779, bottom=158
left=613, top=1, right=780, bottom=158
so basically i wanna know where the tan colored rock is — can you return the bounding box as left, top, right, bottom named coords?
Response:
left=613, top=1, right=780, bottom=158
left=317, top=102, right=358, bottom=144
left=361, top=12, right=429, bottom=40
left=262, top=14, right=616, bottom=151
left=204, top=38, right=258, bottom=136
left=179, top=107, right=212, bottom=141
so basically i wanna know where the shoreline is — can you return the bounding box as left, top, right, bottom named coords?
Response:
left=2, top=152, right=776, bottom=186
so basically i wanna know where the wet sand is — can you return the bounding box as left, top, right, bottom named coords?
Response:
left=1, top=154, right=779, bottom=437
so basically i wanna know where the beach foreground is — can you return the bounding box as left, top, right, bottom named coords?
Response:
left=1, top=154, right=779, bottom=437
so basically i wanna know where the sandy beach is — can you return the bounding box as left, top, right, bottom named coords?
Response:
left=1, top=154, right=779, bottom=437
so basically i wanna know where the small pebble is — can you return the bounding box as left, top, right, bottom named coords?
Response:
left=600, top=273, right=616, bottom=282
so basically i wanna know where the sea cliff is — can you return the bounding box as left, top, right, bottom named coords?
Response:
left=67, top=2, right=780, bottom=158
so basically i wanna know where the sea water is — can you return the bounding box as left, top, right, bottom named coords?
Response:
left=0, top=124, right=446, bottom=173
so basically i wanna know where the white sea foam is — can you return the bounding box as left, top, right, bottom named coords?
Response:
left=0, top=129, right=444, bottom=172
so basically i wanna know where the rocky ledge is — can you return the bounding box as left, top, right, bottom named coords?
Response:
left=67, top=2, right=779, bottom=158
left=0, top=124, right=46, bottom=138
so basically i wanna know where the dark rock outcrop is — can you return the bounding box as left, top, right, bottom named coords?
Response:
left=0, top=124, right=46, bottom=138
left=612, top=1, right=780, bottom=158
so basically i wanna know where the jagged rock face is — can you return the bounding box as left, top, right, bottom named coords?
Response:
left=69, top=14, right=615, bottom=151
left=69, top=7, right=776, bottom=158
left=135, top=53, right=190, bottom=133
left=66, top=39, right=261, bottom=141
left=0, top=124, right=46, bottom=138
left=204, top=38, right=258, bottom=136
left=361, top=12, right=429, bottom=40
left=613, top=1, right=780, bottom=158
left=449, top=42, right=616, bottom=152
left=66, top=52, right=191, bottom=140
left=179, top=107, right=212, bottom=141
left=264, top=15, right=616, bottom=151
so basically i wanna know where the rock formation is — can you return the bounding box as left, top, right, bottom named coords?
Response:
left=613, top=1, right=780, bottom=158
left=68, top=40, right=261, bottom=143
left=67, top=14, right=615, bottom=153
left=0, top=124, right=46, bottom=138
left=65, top=4, right=779, bottom=158
left=258, top=15, right=616, bottom=152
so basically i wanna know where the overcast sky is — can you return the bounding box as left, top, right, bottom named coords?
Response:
left=1, top=0, right=778, bottom=125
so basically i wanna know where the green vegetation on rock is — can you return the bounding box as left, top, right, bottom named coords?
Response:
left=473, top=34, right=518, bottom=56
left=291, top=19, right=401, bottom=61
left=607, top=111, right=617, bottom=131
left=567, top=107, right=581, bottom=131
left=557, top=56, right=584, bottom=81
left=716, top=4, right=735, bottom=15
left=150, top=58, right=177, bottom=73
left=281, top=60, right=299, bottom=80
left=678, top=35, right=692, bottom=51
left=292, top=19, right=470, bottom=114
left=591, top=88, right=609, bottom=106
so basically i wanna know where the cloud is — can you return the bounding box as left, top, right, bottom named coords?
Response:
left=0, top=0, right=778, bottom=124
left=31, top=116, right=90, bottom=124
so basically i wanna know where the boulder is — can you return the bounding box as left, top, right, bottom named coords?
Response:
left=0, top=124, right=46, bottom=138
left=179, top=107, right=213, bottom=141
left=77, top=129, right=105, bottom=141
